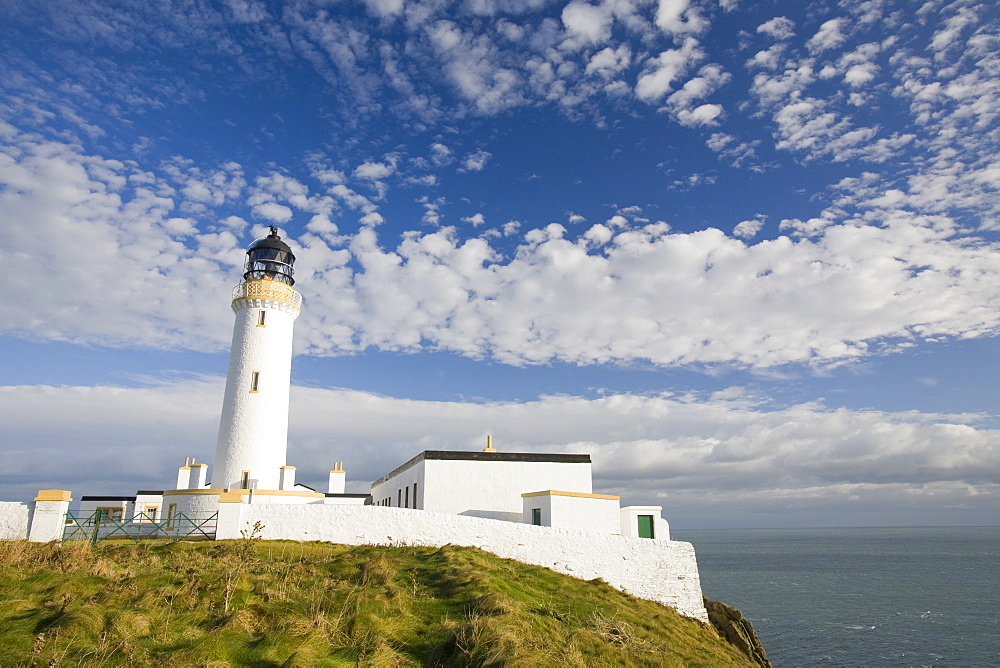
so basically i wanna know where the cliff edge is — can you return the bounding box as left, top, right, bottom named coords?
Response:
left=704, top=597, right=772, bottom=667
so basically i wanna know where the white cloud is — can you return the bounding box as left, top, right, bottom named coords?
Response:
left=224, top=0, right=269, bottom=23
left=353, top=158, right=398, bottom=199
left=654, top=0, right=705, bottom=35
left=666, top=64, right=731, bottom=110
left=403, top=174, right=440, bottom=187
left=746, top=44, right=785, bottom=70
left=362, top=0, right=404, bottom=18
left=462, top=212, right=486, bottom=227
left=844, top=63, right=877, bottom=87
left=706, top=132, right=761, bottom=169
left=807, top=18, right=848, bottom=53
left=252, top=201, right=294, bottom=223
left=636, top=38, right=703, bottom=103
left=669, top=172, right=716, bottom=190
left=561, top=1, right=613, bottom=48
left=757, top=16, right=795, bottom=40
left=675, top=103, right=723, bottom=126
left=733, top=214, right=766, bottom=239
left=930, top=6, right=977, bottom=53
left=585, top=45, right=631, bottom=78
left=430, top=142, right=453, bottom=166
left=460, top=149, right=492, bottom=172
left=502, top=220, right=521, bottom=236
left=354, top=159, right=396, bottom=181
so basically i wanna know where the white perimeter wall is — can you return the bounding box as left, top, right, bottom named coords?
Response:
left=422, top=459, right=593, bottom=522
left=217, top=503, right=707, bottom=622
left=0, top=501, right=30, bottom=539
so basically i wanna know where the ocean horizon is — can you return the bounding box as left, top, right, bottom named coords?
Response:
left=674, top=526, right=1000, bottom=666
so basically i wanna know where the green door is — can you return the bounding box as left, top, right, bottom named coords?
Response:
left=637, top=515, right=655, bottom=538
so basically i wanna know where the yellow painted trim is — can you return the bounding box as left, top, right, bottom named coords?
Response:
left=34, top=490, right=72, bottom=502
left=163, top=488, right=229, bottom=495
left=218, top=491, right=244, bottom=503
left=280, top=466, right=297, bottom=470
left=520, top=490, right=621, bottom=500
left=162, top=488, right=325, bottom=499
left=178, top=466, right=191, bottom=470
left=253, top=489, right=325, bottom=498
left=191, top=463, right=207, bottom=468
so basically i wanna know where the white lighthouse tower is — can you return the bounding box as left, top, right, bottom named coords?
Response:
left=211, top=226, right=301, bottom=491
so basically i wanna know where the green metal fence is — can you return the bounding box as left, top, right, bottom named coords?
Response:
left=62, top=510, right=218, bottom=543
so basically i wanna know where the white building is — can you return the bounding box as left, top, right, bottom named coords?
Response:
left=371, top=450, right=594, bottom=520
left=371, top=446, right=669, bottom=539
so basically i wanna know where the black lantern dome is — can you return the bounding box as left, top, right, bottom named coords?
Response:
left=244, top=226, right=295, bottom=285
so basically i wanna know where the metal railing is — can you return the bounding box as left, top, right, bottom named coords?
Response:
left=232, top=279, right=301, bottom=307
left=62, top=510, right=218, bottom=543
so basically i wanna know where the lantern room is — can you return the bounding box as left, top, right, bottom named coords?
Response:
left=244, top=226, right=295, bottom=285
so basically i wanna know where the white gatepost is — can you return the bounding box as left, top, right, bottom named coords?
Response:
left=215, top=491, right=245, bottom=540
left=28, top=490, right=72, bottom=542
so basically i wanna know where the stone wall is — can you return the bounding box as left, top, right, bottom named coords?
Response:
left=0, top=501, right=30, bottom=540
left=219, top=503, right=708, bottom=622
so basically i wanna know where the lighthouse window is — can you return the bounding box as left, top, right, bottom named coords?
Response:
left=240, top=471, right=250, bottom=489
left=257, top=310, right=267, bottom=327
left=250, top=371, right=260, bottom=393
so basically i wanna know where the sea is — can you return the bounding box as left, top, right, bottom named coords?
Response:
left=674, top=527, right=1000, bottom=667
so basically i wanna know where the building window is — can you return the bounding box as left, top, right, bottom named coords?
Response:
left=404, top=486, right=409, bottom=508
left=241, top=471, right=251, bottom=489
left=250, top=371, right=260, bottom=393
left=142, top=506, right=158, bottom=522
left=412, top=482, right=418, bottom=509
left=96, top=507, right=123, bottom=524
left=531, top=508, right=542, bottom=526
left=397, top=489, right=402, bottom=507
left=637, top=515, right=655, bottom=539
left=166, top=503, right=177, bottom=530
left=257, top=310, right=267, bottom=327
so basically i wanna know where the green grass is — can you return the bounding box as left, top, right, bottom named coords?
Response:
left=0, top=537, right=755, bottom=666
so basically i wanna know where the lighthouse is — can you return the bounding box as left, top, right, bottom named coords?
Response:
left=211, top=227, right=301, bottom=491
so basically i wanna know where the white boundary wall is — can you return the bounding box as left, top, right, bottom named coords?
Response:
left=0, top=502, right=30, bottom=540
left=218, top=503, right=708, bottom=622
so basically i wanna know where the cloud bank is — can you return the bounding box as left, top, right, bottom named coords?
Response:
left=2, top=378, right=996, bottom=528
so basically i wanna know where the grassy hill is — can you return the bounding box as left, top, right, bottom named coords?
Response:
left=0, top=537, right=762, bottom=666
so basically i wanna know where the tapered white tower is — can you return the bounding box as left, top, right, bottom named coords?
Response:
left=212, top=227, right=301, bottom=491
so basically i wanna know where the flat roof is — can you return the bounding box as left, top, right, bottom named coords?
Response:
left=372, top=450, right=591, bottom=487
left=80, top=495, right=135, bottom=502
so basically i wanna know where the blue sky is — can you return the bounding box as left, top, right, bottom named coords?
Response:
left=1, top=0, right=998, bottom=528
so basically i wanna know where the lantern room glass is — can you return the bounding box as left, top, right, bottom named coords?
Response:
left=243, top=226, right=295, bottom=285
